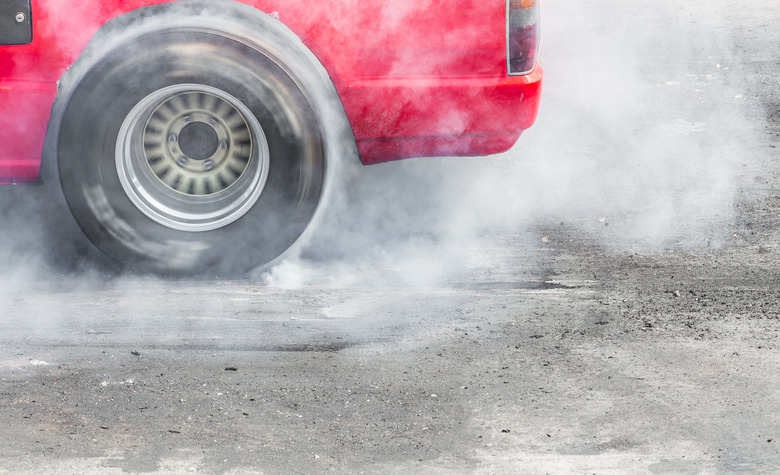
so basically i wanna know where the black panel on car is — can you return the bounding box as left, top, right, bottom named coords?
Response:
left=0, top=0, right=32, bottom=45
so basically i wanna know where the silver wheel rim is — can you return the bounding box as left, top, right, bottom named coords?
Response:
left=116, top=84, right=270, bottom=232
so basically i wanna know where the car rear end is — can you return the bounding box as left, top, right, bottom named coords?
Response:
left=329, top=0, right=543, bottom=163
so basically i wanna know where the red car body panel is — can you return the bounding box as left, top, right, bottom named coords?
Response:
left=0, top=0, right=541, bottom=182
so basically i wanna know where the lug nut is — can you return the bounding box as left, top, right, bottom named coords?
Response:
left=203, top=160, right=215, bottom=171
left=208, top=117, right=218, bottom=126
left=182, top=115, right=193, bottom=123
left=219, top=140, right=228, bottom=150
left=168, top=134, right=178, bottom=143
left=176, top=156, right=189, bottom=167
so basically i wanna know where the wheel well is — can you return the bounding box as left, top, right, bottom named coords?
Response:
left=46, top=0, right=356, bottom=177
left=60, top=1, right=330, bottom=98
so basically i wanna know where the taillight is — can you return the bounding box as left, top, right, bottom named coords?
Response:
left=507, top=0, right=540, bottom=75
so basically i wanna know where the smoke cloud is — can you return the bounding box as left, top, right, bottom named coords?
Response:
left=268, top=0, right=760, bottom=288
left=0, top=0, right=762, bottom=292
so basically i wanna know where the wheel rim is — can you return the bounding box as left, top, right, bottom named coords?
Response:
left=116, top=84, right=270, bottom=232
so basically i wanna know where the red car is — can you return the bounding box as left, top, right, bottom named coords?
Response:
left=0, top=0, right=541, bottom=273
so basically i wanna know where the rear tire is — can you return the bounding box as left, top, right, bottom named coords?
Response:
left=54, top=4, right=351, bottom=275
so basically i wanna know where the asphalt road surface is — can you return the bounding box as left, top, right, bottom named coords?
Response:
left=2, top=0, right=780, bottom=473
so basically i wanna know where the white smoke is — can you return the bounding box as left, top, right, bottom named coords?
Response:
left=262, top=0, right=761, bottom=288
left=0, top=0, right=761, bottom=289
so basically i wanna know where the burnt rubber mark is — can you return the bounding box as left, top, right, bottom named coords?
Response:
left=471, top=281, right=576, bottom=291
left=16, top=340, right=358, bottom=353
left=269, top=342, right=353, bottom=353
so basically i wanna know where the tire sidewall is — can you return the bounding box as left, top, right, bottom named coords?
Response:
left=53, top=3, right=354, bottom=275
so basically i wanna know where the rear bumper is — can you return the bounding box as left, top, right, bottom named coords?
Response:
left=338, top=65, right=542, bottom=164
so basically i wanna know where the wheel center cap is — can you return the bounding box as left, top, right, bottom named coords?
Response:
left=179, top=121, right=219, bottom=160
